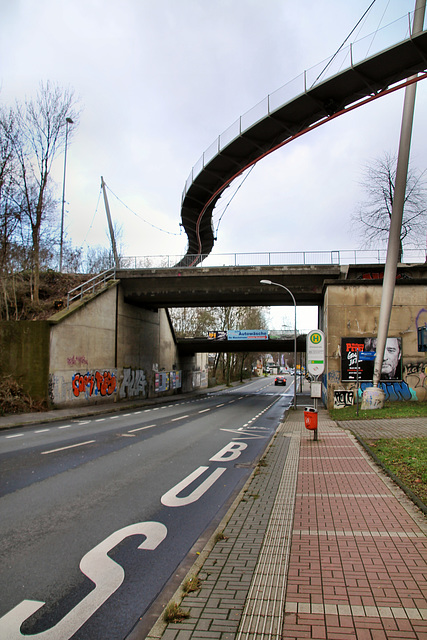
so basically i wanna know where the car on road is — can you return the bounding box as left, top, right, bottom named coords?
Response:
left=274, top=375, right=286, bottom=386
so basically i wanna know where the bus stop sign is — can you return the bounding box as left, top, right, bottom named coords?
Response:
left=306, top=330, right=325, bottom=377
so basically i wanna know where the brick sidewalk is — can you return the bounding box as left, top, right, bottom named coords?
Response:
left=147, top=409, right=427, bottom=640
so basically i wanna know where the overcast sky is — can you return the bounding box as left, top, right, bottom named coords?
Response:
left=1, top=0, right=426, bottom=331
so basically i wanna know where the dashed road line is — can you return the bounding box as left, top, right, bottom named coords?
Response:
left=5, top=433, right=24, bottom=439
left=171, top=415, right=189, bottom=422
left=41, top=440, right=96, bottom=455
left=128, top=424, right=156, bottom=433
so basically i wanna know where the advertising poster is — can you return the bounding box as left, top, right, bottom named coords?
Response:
left=341, top=337, right=402, bottom=382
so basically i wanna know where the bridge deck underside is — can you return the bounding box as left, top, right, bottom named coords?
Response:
left=177, top=336, right=307, bottom=355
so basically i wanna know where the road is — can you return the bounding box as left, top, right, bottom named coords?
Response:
left=0, top=376, right=293, bottom=640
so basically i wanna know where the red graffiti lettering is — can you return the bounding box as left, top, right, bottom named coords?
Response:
left=72, top=371, right=116, bottom=398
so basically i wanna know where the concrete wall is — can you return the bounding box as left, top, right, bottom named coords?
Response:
left=324, top=282, right=427, bottom=408
left=48, top=282, right=206, bottom=407
left=0, top=321, right=50, bottom=401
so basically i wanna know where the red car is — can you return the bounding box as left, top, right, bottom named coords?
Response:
left=274, top=375, right=286, bottom=386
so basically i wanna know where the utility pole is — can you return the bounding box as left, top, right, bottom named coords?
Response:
left=363, top=0, right=426, bottom=407
left=101, top=176, right=119, bottom=269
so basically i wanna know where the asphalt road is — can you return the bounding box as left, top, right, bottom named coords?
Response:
left=0, top=377, right=293, bottom=640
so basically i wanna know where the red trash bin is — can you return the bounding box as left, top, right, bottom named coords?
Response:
left=304, top=407, right=318, bottom=430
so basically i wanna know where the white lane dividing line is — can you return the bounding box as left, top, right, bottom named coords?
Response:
left=41, top=440, right=96, bottom=455
left=95, top=418, right=106, bottom=423
left=198, top=409, right=211, bottom=414
left=5, top=433, right=24, bottom=439
left=171, top=415, right=189, bottom=422
left=128, top=424, right=156, bottom=433
left=35, top=429, right=50, bottom=433
left=216, top=403, right=225, bottom=408
left=58, top=425, right=73, bottom=429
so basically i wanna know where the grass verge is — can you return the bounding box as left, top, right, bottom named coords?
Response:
left=365, top=436, right=427, bottom=506
left=330, top=400, right=427, bottom=421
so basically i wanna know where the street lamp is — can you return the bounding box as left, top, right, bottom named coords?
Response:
left=260, top=279, right=297, bottom=410
left=59, top=117, right=74, bottom=273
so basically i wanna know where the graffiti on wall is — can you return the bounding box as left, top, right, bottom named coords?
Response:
left=67, top=355, right=88, bottom=367
left=334, top=390, right=354, bottom=409
left=120, top=368, right=147, bottom=399
left=72, top=370, right=117, bottom=398
left=154, top=371, right=182, bottom=392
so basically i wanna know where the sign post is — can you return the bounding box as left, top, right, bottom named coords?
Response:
left=306, top=330, right=325, bottom=441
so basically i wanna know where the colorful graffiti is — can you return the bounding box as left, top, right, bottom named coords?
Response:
left=120, top=368, right=147, bottom=399
left=72, top=370, right=117, bottom=398
left=154, top=371, right=182, bottom=393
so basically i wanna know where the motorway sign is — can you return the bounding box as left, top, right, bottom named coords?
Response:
left=227, top=330, right=268, bottom=341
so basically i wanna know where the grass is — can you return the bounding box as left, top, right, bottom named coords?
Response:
left=366, top=437, right=427, bottom=505
left=330, top=400, right=427, bottom=422
left=182, top=576, right=202, bottom=595
left=163, top=602, right=190, bottom=623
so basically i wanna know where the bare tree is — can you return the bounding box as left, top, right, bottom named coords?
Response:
left=12, top=82, right=80, bottom=301
left=352, top=153, right=427, bottom=260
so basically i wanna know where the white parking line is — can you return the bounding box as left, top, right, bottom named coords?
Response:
left=41, top=440, right=96, bottom=455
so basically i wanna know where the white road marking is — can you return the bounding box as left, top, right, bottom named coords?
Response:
left=216, top=403, right=225, bottom=407
left=0, top=522, right=167, bottom=640
left=41, top=440, right=96, bottom=455
left=6, top=433, right=24, bottom=439
left=198, top=408, right=211, bottom=413
left=171, top=415, right=189, bottom=422
left=128, top=424, right=156, bottom=433
left=161, top=466, right=227, bottom=507
left=95, top=418, right=106, bottom=422
left=58, top=425, right=73, bottom=429
left=34, top=429, right=50, bottom=433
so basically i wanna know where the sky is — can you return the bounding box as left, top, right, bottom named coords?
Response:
left=1, top=0, right=426, bottom=332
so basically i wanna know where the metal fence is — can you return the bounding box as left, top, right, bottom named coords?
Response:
left=118, top=249, right=426, bottom=270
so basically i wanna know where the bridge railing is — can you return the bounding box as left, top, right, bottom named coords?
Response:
left=183, top=11, right=422, bottom=200
left=67, top=268, right=116, bottom=308
left=117, top=249, right=426, bottom=270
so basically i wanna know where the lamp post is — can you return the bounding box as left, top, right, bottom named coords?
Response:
left=260, top=280, right=297, bottom=410
left=59, top=117, right=74, bottom=273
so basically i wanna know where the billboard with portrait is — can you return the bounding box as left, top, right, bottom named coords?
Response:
left=341, top=337, right=402, bottom=382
